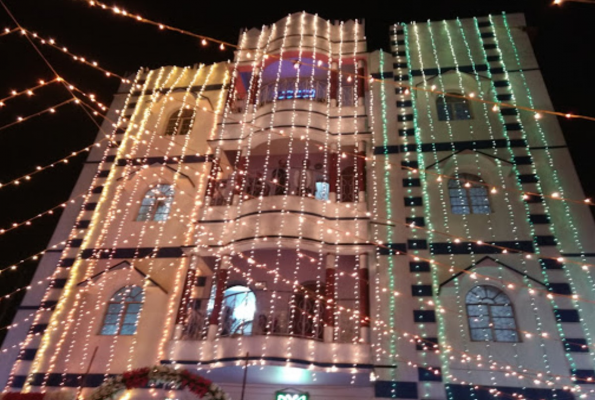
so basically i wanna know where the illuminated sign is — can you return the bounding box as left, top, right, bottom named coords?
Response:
left=275, top=391, right=309, bottom=400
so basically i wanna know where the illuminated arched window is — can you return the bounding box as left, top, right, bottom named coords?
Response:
left=448, top=173, right=490, bottom=215
left=100, top=286, right=144, bottom=335
left=164, top=109, right=194, bottom=136
left=466, top=285, right=519, bottom=342
left=220, top=285, right=256, bottom=336
left=437, top=93, right=472, bottom=121
left=136, top=184, right=174, bottom=221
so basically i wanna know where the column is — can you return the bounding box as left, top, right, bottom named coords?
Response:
left=207, top=255, right=232, bottom=341
left=357, top=59, right=366, bottom=104
left=174, top=256, right=198, bottom=339
left=204, top=156, right=221, bottom=206
left=233, top=146, right=250, bottom=205
left=329, top=142, right=339, bottom=202
left=323, top=253, right=336, bottom=342
left=358, top=252, right=371, bottom=343
left=356, top=139, right=367, bottom=203
left=330, top=61, right=338, bottom=107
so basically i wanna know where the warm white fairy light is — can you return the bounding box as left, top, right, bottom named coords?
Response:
left=6, top=69, right=143, bottom=393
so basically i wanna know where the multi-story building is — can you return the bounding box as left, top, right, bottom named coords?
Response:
left=2, top=11, right=595, bottom=400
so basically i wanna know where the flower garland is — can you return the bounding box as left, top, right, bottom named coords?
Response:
left=89, top=365, right=229, bottom=400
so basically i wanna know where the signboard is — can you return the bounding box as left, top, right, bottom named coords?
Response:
left=275, top=391, right=309, bottom=400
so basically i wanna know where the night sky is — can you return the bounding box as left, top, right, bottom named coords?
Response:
left=0, top=0, right=593, bottom=344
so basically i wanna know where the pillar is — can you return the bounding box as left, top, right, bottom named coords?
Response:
left=330, top=61, right=338, bottom=107
left=329, top=143, right=339, bottom=202
left=358, top=253, right=371, bottom=343
left=204, top=157, right=221, bottom=206
left=356, top=140, right=367, bottom=203
left=233, top=146, right=250, bottom=205
left=357, top=59, right=366, bottom=103
left=207, top=255, right=232, bottom=341
left=174, top=257, right=198, bottom=339
left=323, top=253, right=336, bottom=342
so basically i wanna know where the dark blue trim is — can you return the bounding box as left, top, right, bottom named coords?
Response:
left=564, top=338, right=589, bottom=353
left=477, top=21, right=492, bottom=28
left=574, top=370, right=595, bottom=384
left=416, top=337, right=438, bottom=350
left=91, top=185, right=104, bottom=194
left=481, top=32, right=495, bottom=38
left=399, top=128, right=415, bottom=137
left=430, top=241, right=534, bottom=255
left=162, top=356, right=374, bottom=370
left=513, top=156, right=532, bottom=165
left=372, top=72, right=393, bottom=79
left=393, top=75, right=410, bottom=81
left=393, top=62, right=408, bottom=69
left=375, top=381, right=418, bottom=399
left=18, top=348, right=38, bottom=361
left=84, top=203, right=97, bottom=211
left=486, top=54, right=501, bottom=62
left=407, top=239, right=427, bottom=249
left=50, top=278, right=67, bottom=289
left=391, top=40, right=405, bottom=46
left=500, top=108, right=518, bottom=116
left=397, top=114, right=414, bottom=122
left=410, top=64, right=488, bottom=77
left=200, top=209, right=371, bottom=224
left=80, top=246, right=184, bottom=260
left=378, top=243, right=408, bottom=256
left=410, top=261, right=430, bottom=272
left=518, top=174, right=538, bottom=184
left=397, top=100, right=412, bottom=108
left=483, top=43, right=497, bottom=50
left=497, top=93, right=512, bottom=101
left=446, top=384, right=575, bottom=400
left=115, top=155, right=209, bottom=166
left=418, top=366, right=442, bottom=382
left=556, top=309, right=580, bottom=323
left=411, top=285, right=433, bottom=296
left=76, top=220, right=91, bottom=229
left=541, top=259, right=563, bottom=269
left=29, top=324, right=48, bottom=334
left=414, top=310, right=436, bottom=323
left=402, top=178, right=420, bottom=187
left=373, top=138, right=527, bottom=155
left=536, top=235, right=557, bottom=246
left=70, top=239, right=83, bottom=248
left=405, top=217, right=425, bottom=227
left=549, top=283, right=572, bottom=295
left=494, top=80, right=511, bottom=87
left=404, top=197, right=423, bottom=207
left=401, top=160, right=419, bottom=169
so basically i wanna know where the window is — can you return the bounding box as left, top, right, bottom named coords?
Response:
left=220, top=286, right=256, bottom=336
left=164, top=109, right=194, bottom=136
left=100, top=286, right=144, bottom=335
left=437, top=94, right=472, bottom=121
left=448, top=173, right=490, bottom=215
left=136, top=184, right=174, bottom=221
left=466, top=285, right=519, bottom=342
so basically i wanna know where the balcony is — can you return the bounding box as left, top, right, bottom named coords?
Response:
left=180, top=291, right=359, bottom=344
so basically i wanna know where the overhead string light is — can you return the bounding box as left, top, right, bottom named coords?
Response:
left=30, top=67, right=164, bottom=392
left=78, top=0, right=595, bottom=124
left=0, top=98, right=76, bottom=133
left=5, top=68, right=142, bottom=393
left=0, top=77, right=58, bottom=108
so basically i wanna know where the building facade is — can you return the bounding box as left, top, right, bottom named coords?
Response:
left=2, top=11, right=595, bottom=400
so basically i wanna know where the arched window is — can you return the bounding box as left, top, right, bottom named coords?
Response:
left=437, top=94, right=472, bottom=121
left=466, top=285, right=519, bottom=342
left=448, top=173, right=490, bottom=215
left=136, top=184, right=174, bottom=221
left=100, top=286, right=144, bottom=335
left=220, top=285, right=256, bottom=336
left=164, top=109, right=194, bottom=136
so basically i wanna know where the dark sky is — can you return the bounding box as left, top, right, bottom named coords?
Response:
left=0, top=0, right=593, bottom=342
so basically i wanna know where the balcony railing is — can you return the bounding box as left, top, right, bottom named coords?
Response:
left=180, top=291, right=359, bottom=343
